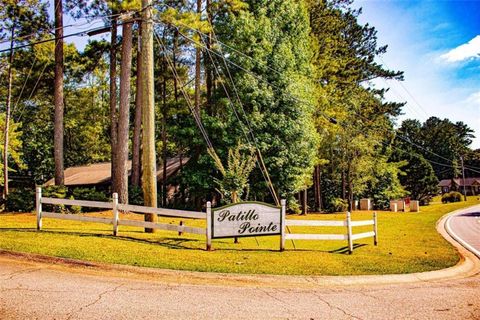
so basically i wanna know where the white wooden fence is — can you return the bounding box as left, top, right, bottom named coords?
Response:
left=36, top=187, right=378, bottom=253
left=35, top=187, right=207, bottom=247
left=281, top=211, right=378, bottom=254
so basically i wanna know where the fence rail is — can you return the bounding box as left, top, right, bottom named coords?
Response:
left=281, top=211, right=378, bottom=253
left=35, top=187, right=208, bottom=248
left=117, top=203, right=205, bottom=219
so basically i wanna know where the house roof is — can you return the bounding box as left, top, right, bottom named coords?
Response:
left=44, top=156, right=188, bottom=187
left=438, top=178, right=480, bottom=188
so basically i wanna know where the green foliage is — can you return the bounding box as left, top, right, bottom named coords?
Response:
left=395, top=117, right=475, bottom=180
left=218, top=0, right=319, bottom=204
left=210, top=144, right=256, bottom=203
left=129, top=185, right=144, bottom=206
left=0, top=113, right=26, bottom=184
left=72, top=187, right=108, bottom=202
left=69, top=196, right=82, bottom=214
left=390, top=147, right=439, bottom=204
left=42, top=185, right=67, bottom=199
left=330, top=197, right=348, bottom=212
left=441, top=191, right=463, bottom=203
left=5, top=188, right=35, bottom=212
left=42, top=185, right=67, bottom=213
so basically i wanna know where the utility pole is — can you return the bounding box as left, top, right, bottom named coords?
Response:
left=54, top=0, right=65, bottom=186
left=460, top=156, right=467, bottom=201
left=3, top=26, right=15, bottom=199
left=141, top=0, right=157, bottom=231
left=194, top=0, right=201, bottom=116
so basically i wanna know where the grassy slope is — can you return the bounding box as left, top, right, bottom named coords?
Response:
left=0, top=196, right=478, bottom=276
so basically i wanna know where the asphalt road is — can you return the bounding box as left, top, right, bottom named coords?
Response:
left=447, top=204, right=480, bottom=256
left=1, top=206, right=480, bottom=320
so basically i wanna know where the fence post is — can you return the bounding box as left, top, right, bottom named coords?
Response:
left=36, top=187, right=42, bottom=231
left=112, top=193, right=119, bottom=236
left=206, top=201, right=212, bottom=251
left=346, top=211, right=353, bottom=254
left=178, top=221, right=184, bottom=236
left=280, top=199, right=286, bottom=251
left=373, top=211, right=378, bottom=246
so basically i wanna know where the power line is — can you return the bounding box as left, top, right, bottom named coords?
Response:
left=377, top=56, right=430, bottom=119
left=0, top=12, right=120, bottom=47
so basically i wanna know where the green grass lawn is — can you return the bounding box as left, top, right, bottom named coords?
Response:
left=0, top=196, right=479, bottom=276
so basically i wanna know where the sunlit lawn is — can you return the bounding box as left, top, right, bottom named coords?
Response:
left=0, top=196, right=478, bottom=275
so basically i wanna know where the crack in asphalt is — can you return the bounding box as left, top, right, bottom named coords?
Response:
left=65, top=284, right=124, bottom=320
left=0, top=267, right=41, bottom=281
left=311, top=291, right=363, bottom=320
left=0, top=285, right=70, bottom=294
left=259, top=288, right=297, bottom=319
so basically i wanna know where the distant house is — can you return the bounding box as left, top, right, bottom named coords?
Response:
left=44, top=156, right=188, bottom=189
left=438, top=178, right=480, bottom=196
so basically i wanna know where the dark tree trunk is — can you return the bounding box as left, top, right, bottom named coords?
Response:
left=162, top=73, right=167, bottom=207
left=317, top=168, right=323, bottom=211
left=173, top=29, right=179, bottom=102
left=205, top=0, right=212, bottom=114
left=301, top=189, right=307, bottom=215
left=347, top=165, right=353, bottom=212
left=141, top=0, right=158, bottom=231
left=131, top=21, right=142, bottom=187
left=110, top=16, right=118, bottom=191
left=3, top=26, right=15, bottom=198
left=115, top=19, right=133, bottom=204
left=54, top=0, right=65, bottom=186
left=341, top=169, right=346, bottom=200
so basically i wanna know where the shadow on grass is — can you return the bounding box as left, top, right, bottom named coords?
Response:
left=0, top=227, right=202, bottom=250
left=0, top=228, right=369, bottom=253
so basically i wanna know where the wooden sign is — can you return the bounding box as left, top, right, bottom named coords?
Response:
left=211, top=202, right=281, bottom=239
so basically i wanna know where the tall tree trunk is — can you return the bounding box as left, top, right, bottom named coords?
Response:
left=110, top=16, right=118, bottom=191
left=162, top=76, right=168, bottom=207
left=313, top=166, right=318, bottom=211
left=205, top=0, right=212, bottom=114
left=131, top=21, right=142, bottom=188
left=347, top=164, right=353, bottom=212
left=317, top=167, right=323, bottom=211
left=3, top=26, right=15, bottom=198
left=194, top=0, right=202, bottom=116
left=173, top=29, right=179, bottom=102
left=115, top=19, right=133, bottom=205
left=301, top=189, right=307, bottom=215
left=341, top=169, right=346, bottom=200
left=54, top=0, right=65, bottom=186
left=141, top=0, right=158, bottom=232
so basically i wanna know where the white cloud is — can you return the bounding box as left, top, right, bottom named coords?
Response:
left=440, top=35, right=480, bottom=63
left=465, top=91, right=480, bottom=105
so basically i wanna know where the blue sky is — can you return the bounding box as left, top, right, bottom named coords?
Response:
left=354, top=0, right=480, bottom=149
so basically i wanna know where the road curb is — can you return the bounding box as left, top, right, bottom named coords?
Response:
left=1, top=205, right=479, bottom=288
left=445, top=206, right=480, bottom=259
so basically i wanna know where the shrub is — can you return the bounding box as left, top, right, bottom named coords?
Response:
left=42, top=185, right=68, bottom=199
left=5, top=188, right=35, bottom=212
left=42, top=185, right=68, bottom=213
left=441, top=191, right=463, bottom=203
left=330, top=197, right=348, bottom=212
left=129, top=185, right=144, bottom=205
left=72, top=187, right=108, bottom=212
